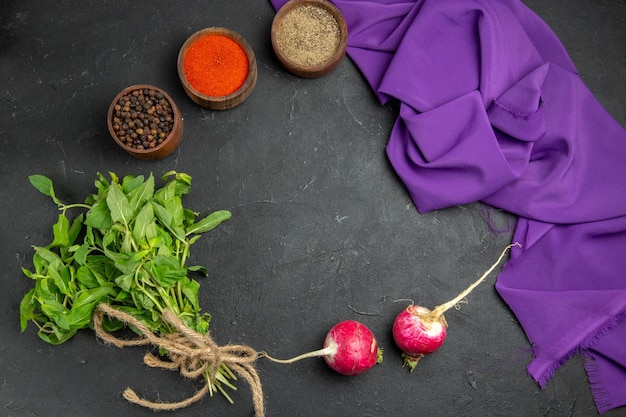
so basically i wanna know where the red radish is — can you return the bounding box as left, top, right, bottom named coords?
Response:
left=392, top=305, right=447, bottom=371
left=263, top=320, right=383, bottom=375
left=392, top=243, right=521, bottom=371
left=323, top=320, right=382, bottom=375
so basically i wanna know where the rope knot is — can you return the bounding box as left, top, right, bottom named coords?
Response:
left=93, top=303, right=264, bottom=416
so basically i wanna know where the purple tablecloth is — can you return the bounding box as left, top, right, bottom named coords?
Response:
left=270, top=0, right=626, bottom=413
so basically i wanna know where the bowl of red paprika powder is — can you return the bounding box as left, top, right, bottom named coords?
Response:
left=178, top=27, right=257, bottom=110
left=271, top=0, right=348, bottom=78
left=107, top=84, right=183, bottom=160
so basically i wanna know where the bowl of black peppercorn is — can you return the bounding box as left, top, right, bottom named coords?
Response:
left=107, top=84, right=183, bottom=160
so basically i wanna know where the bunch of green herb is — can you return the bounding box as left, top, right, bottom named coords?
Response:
left=19, top=171, right=237, bottom=399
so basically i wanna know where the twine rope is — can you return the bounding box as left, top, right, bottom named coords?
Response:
left=93, top=303, right=265, bottom=417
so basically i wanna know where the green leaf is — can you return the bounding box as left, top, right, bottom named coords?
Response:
left=36, top=277, right=60, bottom=302
left=82, top=255, right=112, bottom=284
left=183, top=208, right=197, bottom=228
left=99, top=314, right=125, bottom=332
left=48, top=264, right=69, bottom=295
left=151, top=201, right=172, bottom=227
left=128, top=174, right=155, bottom=213
left=121, top=230, right=133, bottom=253
left=32, top=250, right=48, bottom=275
left=90, top=172, right=111, bottom=202
left=195, top=313, right=211, bottom=335
left=106, top=183, right=133, bottom=227
left=85, top=199, right=112, bottom=229
left=152, top=201, right=186, bottom=242
left=132, top=202, right=155, bottom=243
left=103, top=227, right=132, bottom=256
left=68, top=214, right=85, bottom=246
left=156, top=243, right=172, bottom=257
left=66, top=302, right=96, bottom=329
left=188, top=235, right=202, bottom=245
left=114, top=290, right=132, bottom=302
left=187, top=265, right=208, bottom=276
left=145, top=221, right=158, bottom=242
left=66, top=285, right=118, bottom=330
left=161, top=170, right=178, bottom=183
left=73, top=284, right=117, bottom=308
left=150, top=255, right=187, bottom=288
left=40, top=299, right=70, bottom=330
left=21, top=267, right=36, bottom=279
left=19, top=289, right=37, bottom=332
left=103, top=258, right=120, bottom=281
left=38, top=323, right=76, bottom=345
left=132, top=291, right=155, bottom=311
left=108, top=171, right=120, bottom=185
left=186, top=210, right=231, bottom=236
left=29, top=174, right=54, bottom=196
left=181, top=278, right=200, bottom=310
left=75, top=266, right=99, bottom=289
left=33, top=246, right=63, bottom=269
left=49, top=214, right=70, bottom=248
left=155, top=178, right=177, bottom=202
left=73, top=242, right=89, bottom=266
left=114, top=273, right=134, bottom=292
left=163, top=196, right=185, bottom=228
left=174, top=178, right=191, bottom=196
left=104, top=247, right=148, bottom=275
left=28, top=175, right=61, bottom=205
left=162, top=171, right=192, bottom=196
left=121, top=174, right=144, bottom=194
left=154, top=227, right=174, bottom=250
left=61, top=265, right=74, bottom=295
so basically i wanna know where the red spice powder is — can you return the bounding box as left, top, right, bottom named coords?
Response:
left=183, top=34, right=249, bottom=97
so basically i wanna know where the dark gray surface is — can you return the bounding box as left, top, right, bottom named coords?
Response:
left=1, top=1, right=624, bottom=416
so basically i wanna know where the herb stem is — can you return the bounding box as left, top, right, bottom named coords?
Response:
left=60, top=203, right=92, bottom=215
left=157, top=286, right=180, bottom=315
left=180, top=242, right=190, bottom=268
left=32, top=320, right=52, bottom=334
left=134, top=267, right=165, bottom=314
left=128, top=231, right=139, bottom=253
left=175, top=282, right=184, bottom=310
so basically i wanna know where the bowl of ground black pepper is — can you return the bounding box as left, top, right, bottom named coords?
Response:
left=271, top=0, right=348, bottom=78
left=178, top=27, right=257, bottom=110
left=107, top=85, right=183, bottom=160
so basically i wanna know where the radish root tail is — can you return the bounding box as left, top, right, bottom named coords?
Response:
left=429, top=242, right=521, bottom=320
left=260, top=346, right=335, bottom=364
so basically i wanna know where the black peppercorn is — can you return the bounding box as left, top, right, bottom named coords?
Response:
left=111, top=88, right=175, bottom=151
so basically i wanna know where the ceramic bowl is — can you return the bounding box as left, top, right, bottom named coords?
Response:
left=107, top=84, right=183, bottom=160
left=271, top=0, right=348, bottom=78
left=178, top=27, right=257, bottom=110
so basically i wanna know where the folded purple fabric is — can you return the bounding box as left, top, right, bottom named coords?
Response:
left=269, top=0, right=626, bottom=413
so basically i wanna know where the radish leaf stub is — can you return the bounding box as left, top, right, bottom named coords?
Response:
left=322, top=320, right=383, bottom=376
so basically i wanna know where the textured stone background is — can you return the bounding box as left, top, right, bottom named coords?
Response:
left=1, top=1, right=624, bottom=416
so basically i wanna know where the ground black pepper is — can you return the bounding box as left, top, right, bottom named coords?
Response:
left=276, top=4, right=341, bottom=67
left=111, top=88, right=174, bottom=150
